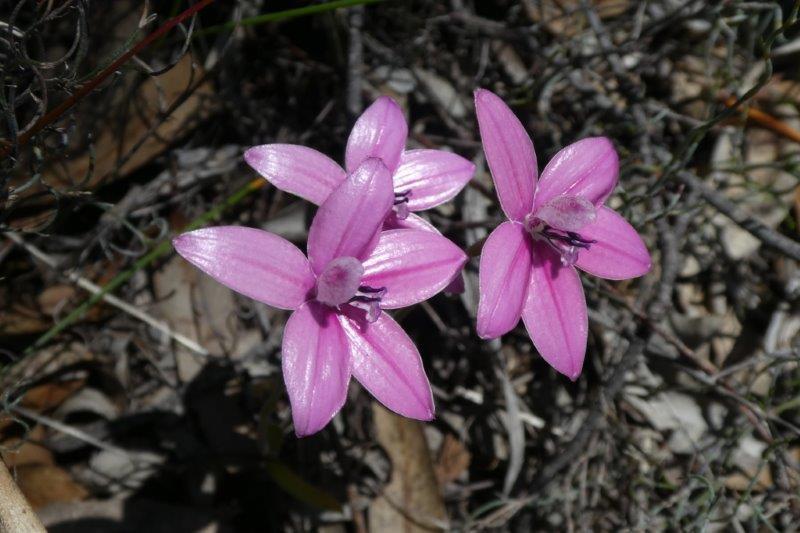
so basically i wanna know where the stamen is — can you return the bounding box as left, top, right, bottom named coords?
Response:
left=356, top=285, right=387, bottom=296
left=538, top=226, right=597, bottom=266
left=393, top=190, right=412, bottom=220
left=347, top=284, right=387, bottom=323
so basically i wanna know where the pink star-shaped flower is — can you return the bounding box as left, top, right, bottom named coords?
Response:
left=474, top=89, right=652, bottom=380
left=243, top=95, right=475, bottom=232
left=173, top=159, right=466, bottom=435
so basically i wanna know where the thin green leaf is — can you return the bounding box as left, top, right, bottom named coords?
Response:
left=265, top=460, right=341, bottom=512
left=196, top=0, right=385, bottom=37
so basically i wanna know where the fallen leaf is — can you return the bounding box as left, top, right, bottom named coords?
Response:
left=21, top=380, right=86, bottom=413
left=14, top=464, right=88, bottom=509
left=0, top=304, right=52, bottom=336
left=0, top=379, right=87, bottom=434
left=1, top=426, right=54, bottom=468
left=626, top=392, right=709, bottom=454
left=37, top=497, right=225, bottom=531
left=368, top=404, right=448, bottom=532
left=153, top=255, right=238, bottom=382
left=8, top=54, right=213, bottom=230
left=37, top=286, right=78, bottom=316
left=434, top=434, right=471, bottom=487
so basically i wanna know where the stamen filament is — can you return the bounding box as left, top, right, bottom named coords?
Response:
left=393, top=190, right=412, bottom=220
left=537, top=225, right=597, bottom=266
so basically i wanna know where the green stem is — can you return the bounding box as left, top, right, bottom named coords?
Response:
left=195, top=0, right=385, bottom=37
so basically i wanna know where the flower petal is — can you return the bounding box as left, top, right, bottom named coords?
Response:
left=474, top=88, right=537, bottom=221
left=307, top=158, right=394, bottom=274
left=173, top=226, right=314, bottom=310
left=244, top=144, right=345, bottom=205
left=575, top=206, right=651, bottom=280
left=345, top=96, right=408, bottom=174
left=361, top=229, right=467, bottom=309
left=382, top=212, right=438, bottom=232
left=444, top=271, right=465, bottom=294
left=393, top=149, right=475, bottom=211
left=477, top=221, right=533, bottom=338
left=282, top=301, right=351, bottom=437
left=534, top=137, right=618, bottom=210
left=521, top=241, right=587, bottom=380
left=339, top=309, right=434, bottom=420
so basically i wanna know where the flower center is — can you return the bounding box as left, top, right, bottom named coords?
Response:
left=393, top=190, right=412, bottom=220
left=315, top=256, right=385, bottom=322
left=524, top=195, right=597, bottom=266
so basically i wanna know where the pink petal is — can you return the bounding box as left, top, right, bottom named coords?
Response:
left=382, top=212, right=438, bottom=232
left=307, top=158, right=394, bottom=274
left=444, top=271, right=465, bottom=294
left=575, top=206, right=651, bottom=280
left=521, top=241, right=588, bottom=380
left=392, top=149, right=475, bottom=211
left=361, top=229, right=467, bottom=309
left=534, top=137, right=619, bottom=211
left=345, top=96, right=408, bottom=174
left=474, top=89, right=537, bottom=221
left=173, top=226, right=314, bottom=310
left=339, top=309, right=434, bottom=420
left=282, top=301, right=352, bottom=437
left=535, top=195, right=597, bottom=232
left=477, top=221, right=533, bottom=338
left=244, top=144, right=345, bottom=205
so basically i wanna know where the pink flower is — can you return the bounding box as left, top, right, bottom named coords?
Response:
left=243, top=96, right=475, bottom=232
left=474, top=89, right=651, bottom=380
left=173, top=159, right=466, bottom=436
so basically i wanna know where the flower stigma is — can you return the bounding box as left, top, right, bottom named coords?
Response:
left=315, top=256, right=386, bottom=322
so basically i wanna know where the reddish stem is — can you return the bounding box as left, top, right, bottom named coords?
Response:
left=0, top=0, right=216, bottom=160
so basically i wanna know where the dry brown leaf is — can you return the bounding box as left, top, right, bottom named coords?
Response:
left=48, top=55, right=212, bottom=190
left=9, top=54, right=213, bottom=231
left=154, top=255, right=237, bottom=382
left=1, top=426, right=54, bottom=468
left=435, top=434, right=471, bottom=487
left=0, top=379, right=86, bottom=434
left=368, top=404, right=447, bottom=532
left=14, top=464, right=88, bottom=509
left=21, top=380, right=85, bottom=413
left=37, top=286, right=78, bottom=316
left=0, top=343, right=94, bottom=393
left=0, top=304, right=51, bottom=336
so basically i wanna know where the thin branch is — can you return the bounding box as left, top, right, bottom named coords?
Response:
left=5, top=232, right=210, bottom=357
left=676, top=170, right=800, bottom=262
left=0, top=459, right=46, bottom=533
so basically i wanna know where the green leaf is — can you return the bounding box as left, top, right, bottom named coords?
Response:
left=196, top=0, right=385, bottom=37
left=265, top=460, right=341, bottom=512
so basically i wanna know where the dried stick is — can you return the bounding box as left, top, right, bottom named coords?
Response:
left=0, top=460, right=45, bottom=533
left=5, top=232, right=210, bottom=357
left=346, top=5, right=365, bottom=117
left=676, top=170, right=800, bottom=261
